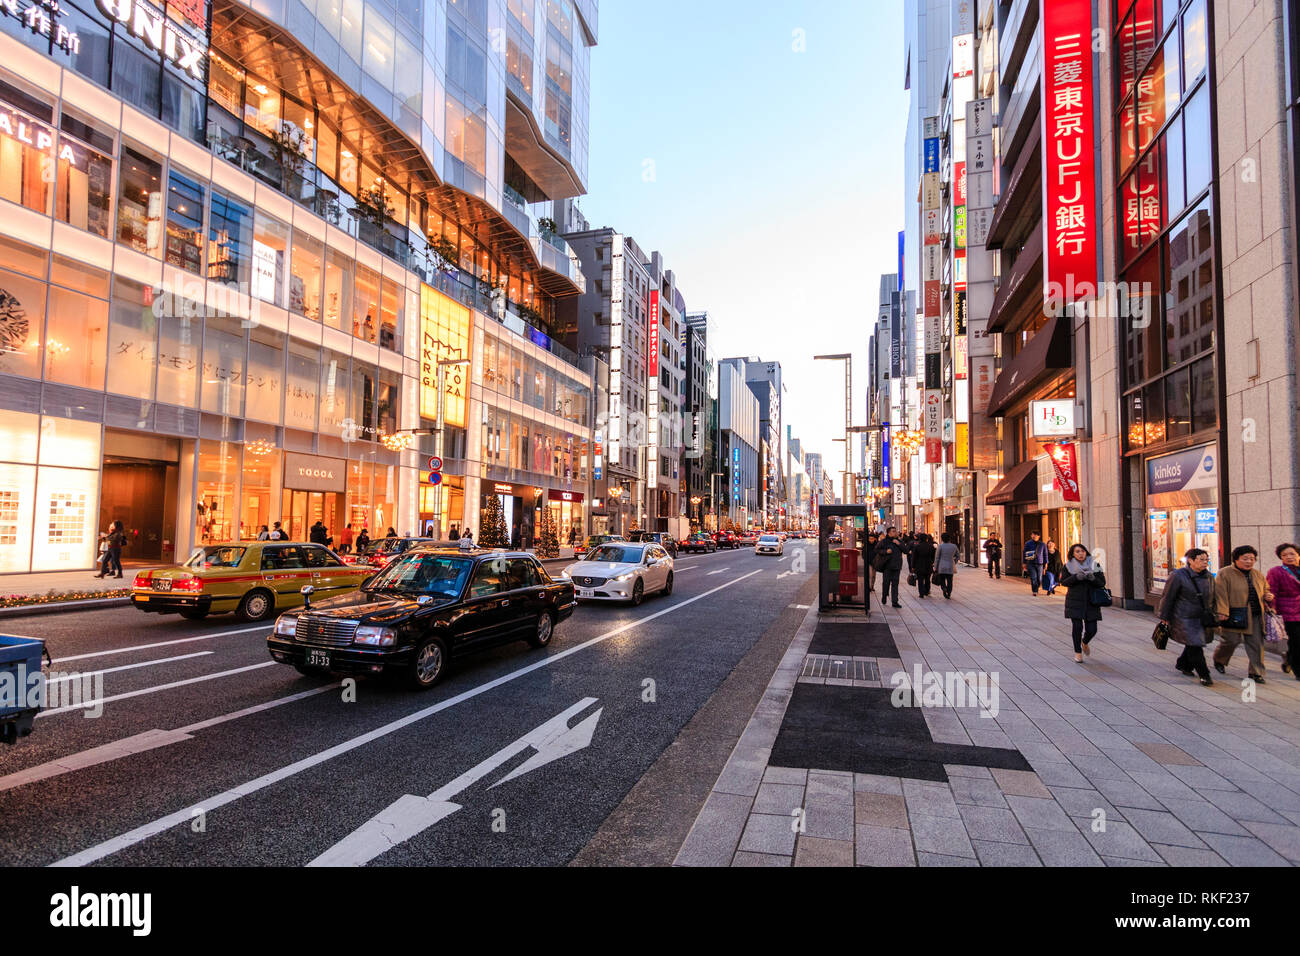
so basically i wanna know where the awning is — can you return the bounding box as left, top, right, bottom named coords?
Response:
left=986, top=459, right=1040, bottom=506
left=986, top=314, right=1073, bottom=417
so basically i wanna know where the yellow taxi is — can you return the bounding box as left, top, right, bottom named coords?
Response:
left=132, top=541, right=373, bottom=622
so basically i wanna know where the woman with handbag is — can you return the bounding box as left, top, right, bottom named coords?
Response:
left=1158, top=548, right=1216, bottom=686
left=909, top=534, right=936, bottom=598
left=1061, top=544, right=1106, bottom=663
left=1044, top=542, right=1065, bottom=595
left=1265, top=543, right=1300, bottom=680
left=1212, top=545, right=1275, bottom=684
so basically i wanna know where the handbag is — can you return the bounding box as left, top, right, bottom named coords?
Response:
left=1222, top=606, right=1248, bottom=630
left=907, top=573, right=917, bottom=587
left=1265, top=612, right=1287, bottom=645
left=1152, top=620, right=1171, bottom=650
left=1090, top=587, right=1113, bottom=608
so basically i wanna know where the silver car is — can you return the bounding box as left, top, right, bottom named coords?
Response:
left=562, top=543, right=674, bottom=606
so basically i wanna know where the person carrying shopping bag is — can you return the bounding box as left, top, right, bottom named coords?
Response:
left=1212, top=545, right=1275, bottom=684
left=1265, top=543, right=1300, bottom=680
left=1024, top=532, right=1048, bottom=596
left=1061, top=544, right=1106, bottom=663
left=1044, top=541, right=1064, bottom=595
left=1159, top=548, right=1217, bottom=686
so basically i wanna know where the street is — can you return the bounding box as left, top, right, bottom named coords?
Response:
left=0, top=548, right=816, bottom=867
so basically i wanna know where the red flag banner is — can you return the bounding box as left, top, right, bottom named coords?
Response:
left=1044, top=442, right=1082, bottom=503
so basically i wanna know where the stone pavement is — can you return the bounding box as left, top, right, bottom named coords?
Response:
left=675, top=567, right=1300, bottom=867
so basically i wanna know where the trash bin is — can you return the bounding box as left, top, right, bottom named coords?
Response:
left=837, top=548, right=859, bottom=599
left=0, top=634, right=44, bottom=745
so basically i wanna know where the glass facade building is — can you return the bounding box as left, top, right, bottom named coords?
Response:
left=0, top=0, right=597, bottom=572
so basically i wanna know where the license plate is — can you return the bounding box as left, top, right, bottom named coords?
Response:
left=577, top=588, right=594, bottom=599
left=155, top=579, right=172, bottom=591
left=304, top=648, right=331, bottom=669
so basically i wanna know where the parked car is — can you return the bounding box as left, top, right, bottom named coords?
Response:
left=755, top=534, right=784, bottom=557
left=630, top=530, right=678, bottom=558
left=679, top=533, right=717, bottom=554
left=267, top=549, right=576, bottom=688
left=574, top=534, right=625, bottom=561
left=133, top=542, right=371, bottom=622
left=714, top=531, right=739, bottom=550
left=348, top=536, right=440, bottom=569
left=562, top=542, right=674, bottom=606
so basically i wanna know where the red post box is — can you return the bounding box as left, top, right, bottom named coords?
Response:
left=837, top=548, right=859, bottom=599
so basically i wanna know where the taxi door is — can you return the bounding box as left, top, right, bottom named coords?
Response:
left=302, top=545, right=344, bottom=596
left=260, top=545, right=312, bottom=606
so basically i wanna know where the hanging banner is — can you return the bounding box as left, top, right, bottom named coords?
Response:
left=1043, top=442, right=1082, bottom=503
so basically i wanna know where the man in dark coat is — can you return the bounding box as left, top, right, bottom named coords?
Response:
left=909, top=534, right=937, bottom=598
left=875, top=530, right=906, bottom=609
left=310, top=521, right=328, bottom=545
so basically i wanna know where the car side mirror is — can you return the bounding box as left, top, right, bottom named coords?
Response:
left=300, top=584, right=315, bottom=608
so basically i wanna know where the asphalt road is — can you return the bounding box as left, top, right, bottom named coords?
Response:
left=0, top=544, right=816, bottom=866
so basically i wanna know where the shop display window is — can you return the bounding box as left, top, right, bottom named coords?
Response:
left=252, top=210, right=289, bottom=306
left=0, top=265, right=46, bottom=380
left=45, top=285, right=108, bottom=390
left=290, top=231, right=324, bottom=320
left=196, top=439, right=238, bottom=544
left=201, top=314, right=247, bottom=417
left=209, top=188, right=254, bottom=286
left=323, top=247, right=352, bottom=330
left=0, top=102, right=55, bottom=215
left=353, top=263, right=380, bottom=342
left=241, top=447, right=278, bottom=540
left=107, top=277, right=158, bottom=401
left=0, top=462, right=35, bottom=573
left=165, top=168, right=206, bottom=275
left=55, top=123, right=113, bottom=239
left=379, top=277, right=400, bottom=350
left=117, top=142, right=165, bottom=258
left=31, top=464, right=98, bottom=571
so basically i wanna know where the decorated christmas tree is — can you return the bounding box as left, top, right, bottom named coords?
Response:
left=479, top=495, right=508, bottom=548
left=538, top=504, right=560, bottom=558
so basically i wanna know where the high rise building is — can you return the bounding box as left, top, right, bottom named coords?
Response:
left=0, top=0, right=600, bottom=570
left=684, top=311, right=717, bottom=528
left=717, top=358, right=761, bottom=530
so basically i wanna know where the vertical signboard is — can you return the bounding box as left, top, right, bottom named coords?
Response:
left=419, top=284, right=472, bottom=428
left=608, top=235, right=624, bottom=465
left=647, top=288, right=659, bottom=489
left=1041, top=0, right=1098, bottom=299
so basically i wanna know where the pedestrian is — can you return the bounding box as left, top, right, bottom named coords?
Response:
left=101, top=520, right=126, bottom=578
left=1044, top=541, right=1064, bottom=595
left=934, top=533, right=959, bottom=600
left=1061, top=544, right=1106, bottom=663
left=1213, top=545, right=1275, bottom=684
left=863, top=533, right=879, bottom=593
left=1158, top=548, right=1217, bottom=686
left=310, top=520, right=328, bottom=545
left=339, top=523, right=354, bottom=555
left=984, top=533, right=1003, bottom=579
left=875, top=529, right=905, bottom=609
left=1266, top=543, right=1300, bottom=680
left=909, top=533, right=936, bottom=598
left=269, top=521, right=285, bottom=541
left=459, top=528, right=474, bottom=550
left=449, top=524, right=460, bottom=543
left=1023, top=531, right=1048, bottom=596
left=356, top=527, right=371, bottom=552
left=256, top=525, right=270, bottom=541
left=386, top=527, right=398, bottom=538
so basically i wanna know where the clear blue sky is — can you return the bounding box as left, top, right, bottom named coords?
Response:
left=578, top=0, right=909, bottom=493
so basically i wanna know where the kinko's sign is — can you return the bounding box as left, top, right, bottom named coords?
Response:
left=95, top=0, right=207, bottom=81
left=1040, top=0, right=1097, bottom=301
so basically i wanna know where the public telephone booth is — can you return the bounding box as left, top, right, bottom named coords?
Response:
left=818, top=505, right=868, bottom=614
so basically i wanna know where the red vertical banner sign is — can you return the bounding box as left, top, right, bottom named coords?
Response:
left=1044, top=442, right=1082, bottom=502
left=647, top=289, right=660, bottom=377
left=1041, top=0, right=1098, bottom=299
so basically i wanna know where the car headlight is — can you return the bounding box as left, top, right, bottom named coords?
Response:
left=611, top=571, right=637, bottom=583
left=274, top=616, right=298, bottom=637
left=353, top=626, right=397, bottom=647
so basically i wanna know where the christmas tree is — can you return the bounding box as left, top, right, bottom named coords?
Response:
left=538, top=504, right=560, bottom=558
left=479, top=495, right=508, bottom=548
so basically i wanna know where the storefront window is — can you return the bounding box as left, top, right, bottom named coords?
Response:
left=0, top=265, right=46, bottom=380
left=157, top=310, right=200, bottom=408
left=117, top=142, right=164, bottom=258
left=323, top=246, right=352, bottom=330
left=246, top=327, right=284, bottom=423
left=346, top=459, right=373, bottom=535
left=45, top=285, right=107, bottom=390
left=201, top=315, right=247, bottom=417
left=107, top=277, right=158, bottom=400
left=241, top=447, right=277, bottom=540
left=197, top=439, right=239, bottom=544
left=373, top=463, right=396, bottom=534
left=319, top=352, right=351, bottom=436
left=165, top=168, right=206, bottom=275
left=55, top=118, right=114, bottom=239
left=208, top=54, right=244, bottom=118
left=380, top=277, right=400, bottom=350
left=0, top=460, right=36, bottom=572
left=243, top=73, right=281, bottom=138
left=252, top=211, right=288, bottom=306
left=353, top=263, right=380, bottom=342
left=290, top=230, right=323, bottom=320
left=377, top=368, right=399, bottom=437
left=351, top=362, right=377, bottom=441
left=286, top=340, right=320, bottom=431
left=209, top=189, right=254, bottom=286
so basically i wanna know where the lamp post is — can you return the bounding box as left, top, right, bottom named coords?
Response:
left=814, top=353, right=852, bottom=508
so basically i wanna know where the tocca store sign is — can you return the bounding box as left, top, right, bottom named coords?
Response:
left=95, top=0, right=207, bottom=81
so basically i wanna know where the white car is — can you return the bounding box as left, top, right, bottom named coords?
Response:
left=756, top=534, right=784, bottom=556
left=562, top=542, right=674, bottom=606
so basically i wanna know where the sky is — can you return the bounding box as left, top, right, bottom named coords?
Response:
left=578, top=0, right=910, bottom=494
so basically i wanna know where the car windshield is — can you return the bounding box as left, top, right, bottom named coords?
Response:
left=184, top=546, right=246, bottom=569
left=587, top=545, right=645, bottom=564
left=368, top=553, right=473, bottom=597
left=370, top=538, right=405, bottom=554
left=759, top=536, right=778, bottom=543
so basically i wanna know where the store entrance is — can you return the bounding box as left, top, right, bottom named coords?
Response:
left=280, top=490, right=346, bottom=544
left=101, top=459, right=174, bottom=563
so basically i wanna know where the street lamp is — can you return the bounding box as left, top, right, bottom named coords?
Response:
left=814, top=353, right=853, bottom=506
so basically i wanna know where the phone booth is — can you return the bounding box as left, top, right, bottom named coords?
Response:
left=818, top=505, right=868, bottom=614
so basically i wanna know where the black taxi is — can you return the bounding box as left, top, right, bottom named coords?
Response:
left=267, top=548, right=576, bottom=689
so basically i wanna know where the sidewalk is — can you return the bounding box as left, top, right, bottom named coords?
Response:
left=675, top=569, right=1300, bottom=867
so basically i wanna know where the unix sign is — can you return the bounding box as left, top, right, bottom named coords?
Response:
left=96, top=0, right=207, bottom=81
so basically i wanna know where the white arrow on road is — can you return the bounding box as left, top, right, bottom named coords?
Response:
left=308, top=698, right=602, bottom=867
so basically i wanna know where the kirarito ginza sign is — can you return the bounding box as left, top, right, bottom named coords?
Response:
left=1040, top=0, right=1097, bottom=302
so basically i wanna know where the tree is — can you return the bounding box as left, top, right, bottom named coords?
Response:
left=479, top=495, right=508, bottom=549
left=537, top=503, right=560, bottom=558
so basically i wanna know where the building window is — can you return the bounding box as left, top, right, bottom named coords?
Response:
left=165, top=168, right=206, bottom=274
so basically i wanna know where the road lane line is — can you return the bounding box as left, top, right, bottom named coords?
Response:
left=51, top=568, right=765, bottom=867
left=37, top=663, right=276, bottom=719
left=706, top=568, right=730, bottom=576
left=53, top=625, right=272, bottom=663
left=46, top=651, right=213, bottom=684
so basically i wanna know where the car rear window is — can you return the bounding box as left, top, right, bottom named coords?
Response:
left=185, top=546, right=246, bottom=569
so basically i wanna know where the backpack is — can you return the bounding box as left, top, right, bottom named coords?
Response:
left=1023, top=542, right=1041, bottom=564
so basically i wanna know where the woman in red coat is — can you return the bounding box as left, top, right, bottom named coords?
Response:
left=1266, top=543, right=1300, bottom=680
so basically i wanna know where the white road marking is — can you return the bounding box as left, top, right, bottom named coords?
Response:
left=0, top=684, right=339, bottom=793
left=309, top=699, right=602, bottom=866
left=53, top=625, right=271, bottom=663
left=51, top=568, right=764, bottom=867
left=38, top=663, right=276, bottom=719
left=707, top=568, right=731, bottom=576
left=46, top=651, right=213, bottom=685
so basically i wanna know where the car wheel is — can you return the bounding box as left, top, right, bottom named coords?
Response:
left=630, top=578, right=644, bottom=606
left=407, top=636, right=448, bottom=689
left=528, top=611, right=556, bottom=648
left=179, top=609, right=209, bottom=621
left=663, top=571, right=674, bottom=596
left=237, top=589, right=275, bottom=622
